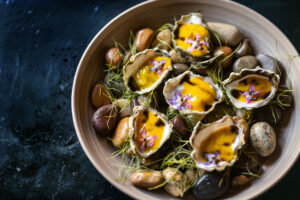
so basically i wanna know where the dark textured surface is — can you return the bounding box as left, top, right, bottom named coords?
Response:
left=0, top=0, right=299, bottom=199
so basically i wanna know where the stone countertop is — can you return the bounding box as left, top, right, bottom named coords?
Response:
left=0, top=0, right=299, bottom=199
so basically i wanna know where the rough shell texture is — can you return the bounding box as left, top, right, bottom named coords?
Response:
left=163, top=71, right=224, bottom=121
left=163, top=168, right=185, bottom=197
left=129, top=106, right=173, bottom=158
left=172, top=13, right=211, bottom=62
left=250, top=122, right=276, bottom=157
left=190, top=115, right=246, bottom=171
left=223, top=67, right=280, bottom=110
left=123, top=49, right=172, bottom=94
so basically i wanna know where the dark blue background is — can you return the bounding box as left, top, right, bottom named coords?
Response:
left=0, top=0, right=299, bottom=199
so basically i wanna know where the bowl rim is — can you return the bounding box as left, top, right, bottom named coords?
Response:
left=72, top=0, right=300, bottom=199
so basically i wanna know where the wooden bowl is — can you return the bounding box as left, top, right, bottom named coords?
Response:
left=72, top=0, right=300, bottom=199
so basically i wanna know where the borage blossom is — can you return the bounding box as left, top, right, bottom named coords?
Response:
left=150, top=59, right=166, bottom=76
left=184, top=33, right=208, bottom=53
left=240, top=83, right=261, bottom=103
left=204, top=151, right=222, bottom=166
left=168, top=90, right=192, bottom=110
left=135, top=128, right=158, bottom=153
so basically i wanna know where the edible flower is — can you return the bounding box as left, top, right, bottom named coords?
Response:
left=240, top=83, right=261, bottom=103
left=168, top=90, right=192, bottom=110
left=204, top=151, right=221, bottom=166
left=150, top=59, right=167, bottom=76
left=185, top=33, right=208, bottom=52
left=135, top=128, right=158, bottom=153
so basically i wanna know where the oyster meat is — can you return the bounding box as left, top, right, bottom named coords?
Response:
left=129, top=106, right=173, bottom=158
left=190, top=115, right=246, bottom=171
left=123, top=49, right=173, bottom=94
left=163, top=71, right=224, bottom=122
left=223, top=67, right=280, bottom=110
left=172, top=13, right=211, bottom=62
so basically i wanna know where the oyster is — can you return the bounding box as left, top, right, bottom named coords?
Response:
left=172, top=13, right=211, bottom=63
left=223, top=67, right=280, bottom=110
left=190, top=115, right=246, bottom=172
left=163, top=71, right=224, bottom=123
left=129, top=106, right=173, bottom=158
left=123, top=49, right=173, bottom=94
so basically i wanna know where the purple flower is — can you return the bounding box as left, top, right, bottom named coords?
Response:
left=184, top=33, right=207, bottom=52
left=135, top=128, right=158, bottom=153
left=240, top=83, right=261, bottom=104
left=150, top=59, right=167, bottom=76
left=204, top=151, right=221, bottom=166
left=168, top=90, right=193, bottom=110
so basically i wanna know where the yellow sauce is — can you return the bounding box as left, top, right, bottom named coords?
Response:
left=235, top=76, right=271, bottom=103
left=200, top=126, right=237, bottom=162
left=175, top=24, right=209, bottom=57
left=134, top=110, right=165, bottom=153
left=181, top=76, right=216, bottom=112
left=132, top=56, right=171, bottom=90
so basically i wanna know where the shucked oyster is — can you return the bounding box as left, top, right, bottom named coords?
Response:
left=129, top=106, right=173, bottom=158
left=123, top=49, right=173, bottom=94
left=172, top=13, right=211, bottom=62
left=223, top=67, right=280, bottom=110
left=190, top=115, right=246, bottom=172
left=163, top=71, right=224, bottom=123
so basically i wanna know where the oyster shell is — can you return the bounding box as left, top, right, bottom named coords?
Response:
left=123, top=49, right=173, bottom=94
left=172, top=13, right=211, bottom=63
left=223, top=67, right=280, bottom=110
left=190, top=115, right=246, bottom=171
left=163, top=71, right=224, bottom=123
left=129, top=106, right=173, bottom=158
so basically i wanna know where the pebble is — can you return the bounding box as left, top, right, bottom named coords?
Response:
left=250, top=122, right=276, bottom=157
left=193, top=172, right=229, bottom=200
left=152, top=29, right=172, bottom=50
left=114, top=99, right=133, bottom=117
left=112, top=117, right=130, bottom=148
left=172, top=115, right=188, bottom=137
left=208, top=22, right=242, bottom=47
left=91, top=84, right=111, bottom=109
left=232, top=175, right=249, bottom=187
left=214, top=46, right=233, bottom=68
left=92, top=104, right=120, bottom=136
left=232, top=55, right=259, bottom=73
left=130, top=170, right=164, bottom=189
left=104, top=72, right=126, bottom=98
left=163, top=168, right=185, bottom=197
left=105, top=47, right=122, bottom=67
left=256, top=53, right=281, bottom=74
left=169, top=49, right=182, bottom=63
left=236, top=38, right=253, bottom=57
left=134, top=28, right=155, bottom=52
left=173, top=63, right=189, bottom=76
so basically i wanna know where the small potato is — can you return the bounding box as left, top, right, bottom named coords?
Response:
left=152, top=29, right=172, bottom=50
left=105, top=47, right=122, bottom=67
left=112, top=117, right=130, bottom=148
left=134, top=28, right=155, bottom=52
left=130, top=170, right=164, bottom=189
left=172, top=115, right=188, bottom=137
left=163, top=168, right=185, bottom=197
left=92, top=104, right=120, bottom=136
left=91, top=83, right=111, bottom=109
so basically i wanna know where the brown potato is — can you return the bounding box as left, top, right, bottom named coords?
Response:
left=134, top=28, right=155, bottom=52
left=152, top=29, right=172, bottom=50
left=130, top=170, right=164, bottom=189
left=91, top=83, right=111, bottom=109
left=214, top=46, right=233, bottom=68
left=112, top=117, right=130, bottom=148
left=92, top=104, right=120, bottom=136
